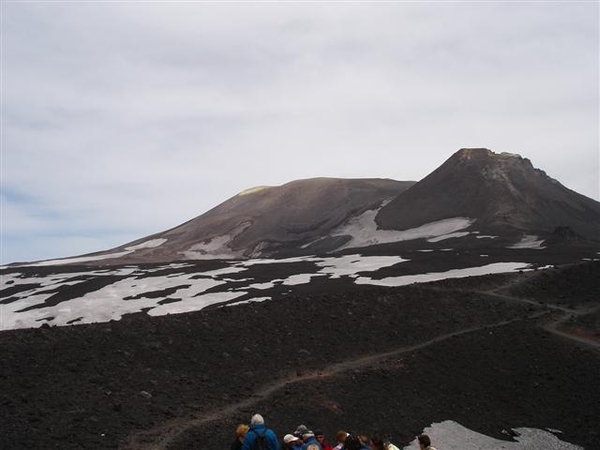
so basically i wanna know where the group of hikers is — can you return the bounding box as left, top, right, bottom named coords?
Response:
left=231, top=414, right=437, bottom=450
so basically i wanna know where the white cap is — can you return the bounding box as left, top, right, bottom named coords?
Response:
left=284, top=434, right=300, bottom=444
left=251, top=414, right=264, bottom=425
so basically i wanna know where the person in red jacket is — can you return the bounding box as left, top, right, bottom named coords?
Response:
left=315, top=431, right=333, bottom=450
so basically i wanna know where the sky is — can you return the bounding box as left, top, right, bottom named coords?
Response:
left=1, top=1, right=598, bottom=264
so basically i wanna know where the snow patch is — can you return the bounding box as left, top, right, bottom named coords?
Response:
left=223, top=297, right=271, bottom=306
left=241, top=256, right=322, bottom=266
left=508, top=235, right=546, bottom=249
left=427, top=231, right=471, bottom=243
left=2, top=254, right=556, bottom=331
left=242, top=255, right=407, bottom=284
left=245, top=281, right=282, bottom=290
left=181, top=235, right=238, bottom=260
left=332, top=209, right=475, bottom=250
left=282, top=274, right=319, bottom=286
left=404, top=420, right=581, bottom=450
left=1, top=272, right=228, bottom=330
left=316, top=254, right=407, bottom=279
left=147, top=291, right=245, bottom=316
left=300, top=236, right=327, bottom=249
left=125, top=238, right=167, bottom=251
left=2, top=254, right=411, bottom=330
left=201, top=266, right=249, bottom=277
left=355, top=262, right=530, bottom=287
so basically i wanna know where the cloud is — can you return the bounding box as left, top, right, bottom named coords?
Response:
left=1, top=2, right=598, bottom=263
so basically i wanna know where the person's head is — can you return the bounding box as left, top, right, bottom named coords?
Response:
left=418, top=435, right=431, bottom=449
left=315, top=430, right=326, bottom=445
left=251, top=414, right=265, bottom=426
left=284, top=434, right=300, bottom=448
left=235, top=424, right=250, bottom=442
left=335, top=430, right=349, bottom=444
left=358, top=435, right=370, bottom=445
left=370, top=434, right=384, bottom=450
left=294, top=425, right=309, bottom=438
left=343, top=434, right=363, bottom=450
left=303, top=431, right=315, bottom=441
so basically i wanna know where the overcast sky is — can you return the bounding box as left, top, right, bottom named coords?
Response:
left=1, top=1, right=598, bottom=264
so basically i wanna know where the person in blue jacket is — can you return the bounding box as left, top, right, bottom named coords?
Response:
left=300, top=430, right=323, bottom=450
left=242, top=413, right=280, bottom=450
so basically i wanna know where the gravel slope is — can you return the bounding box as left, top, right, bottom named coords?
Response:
left=0, top=262, right=598, bottom=450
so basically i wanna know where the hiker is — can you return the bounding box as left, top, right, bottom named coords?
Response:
left=241, top=413, right=280, bottom=450
left=315, top=430, right=333, bottom=450
left=300, top=429, right=323, bottom=450
left=294, top=425, right=309, bottom=439
left=332, top=430, right=348, bottom=450
left=358, top=435, right=370, bottom=448
left=417, top=435, right=436, bottom=450
left=369, top=434, right=400, bottom=450
left=342, top=434, right=369, bottom=450
left=232, top=424, right=250, bottom=450
left=283, top=434, right=302, bottom=449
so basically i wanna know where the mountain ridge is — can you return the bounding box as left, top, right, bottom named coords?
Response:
left=12, top=148, right=600, bottom=266
left=376, top=148, right=600, bottom=238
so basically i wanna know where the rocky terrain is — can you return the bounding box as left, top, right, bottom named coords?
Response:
left=377, top=148, right=600, bottom=238
left=2, top=147, right=599, bottom=449
left=1, top=260, right=598, bottom=450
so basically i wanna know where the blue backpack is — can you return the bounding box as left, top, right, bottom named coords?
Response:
left=251, top=428, right=273, bottom=450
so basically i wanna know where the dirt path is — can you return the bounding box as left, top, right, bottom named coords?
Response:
left=422, top=283, right=600, bottom=349
left=122, top=310, right=549, bottom=450
left=542, top=304, right=600, bottom=349
left=476, top=287, right=600, bottom=349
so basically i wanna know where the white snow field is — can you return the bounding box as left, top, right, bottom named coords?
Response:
left=427, top=231, right=471, bottom=242
left=181, top=235, right=239, bottom=260
left=1, top=255, right=537, bottom=331
left=354, top=262, right=530, bottom=287
left=508, top=235, right=546, bottom=249
left=404, top=420, right=582, bottom=450
left=330, top=202, right=476, bottom=250
left=1, top=272, right=240, bottom=330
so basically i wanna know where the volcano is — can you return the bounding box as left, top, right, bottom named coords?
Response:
left=2, top=150, right=600, bottom=450
left=376, top=148, right=600, bottom=240
left=10, top=148, right=600, bottom=267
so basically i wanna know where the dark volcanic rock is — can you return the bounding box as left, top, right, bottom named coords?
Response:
left=376, top=148, right=600, bottom=240
left=99, top=178, right=414, bottom=264
left=0, top=262, right=598, bottom=450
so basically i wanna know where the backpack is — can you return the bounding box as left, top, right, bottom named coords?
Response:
left=251, top=428, right=273, bottom=450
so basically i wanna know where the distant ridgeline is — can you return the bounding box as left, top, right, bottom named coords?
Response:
left=9, top=148, right=600, bottom=267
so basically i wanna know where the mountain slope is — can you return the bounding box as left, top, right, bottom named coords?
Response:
left=376, top=148, right=600, bottom=240
left=17, top=148, right=600, bottom=267
left=108, top=177, right=414, bottom=263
